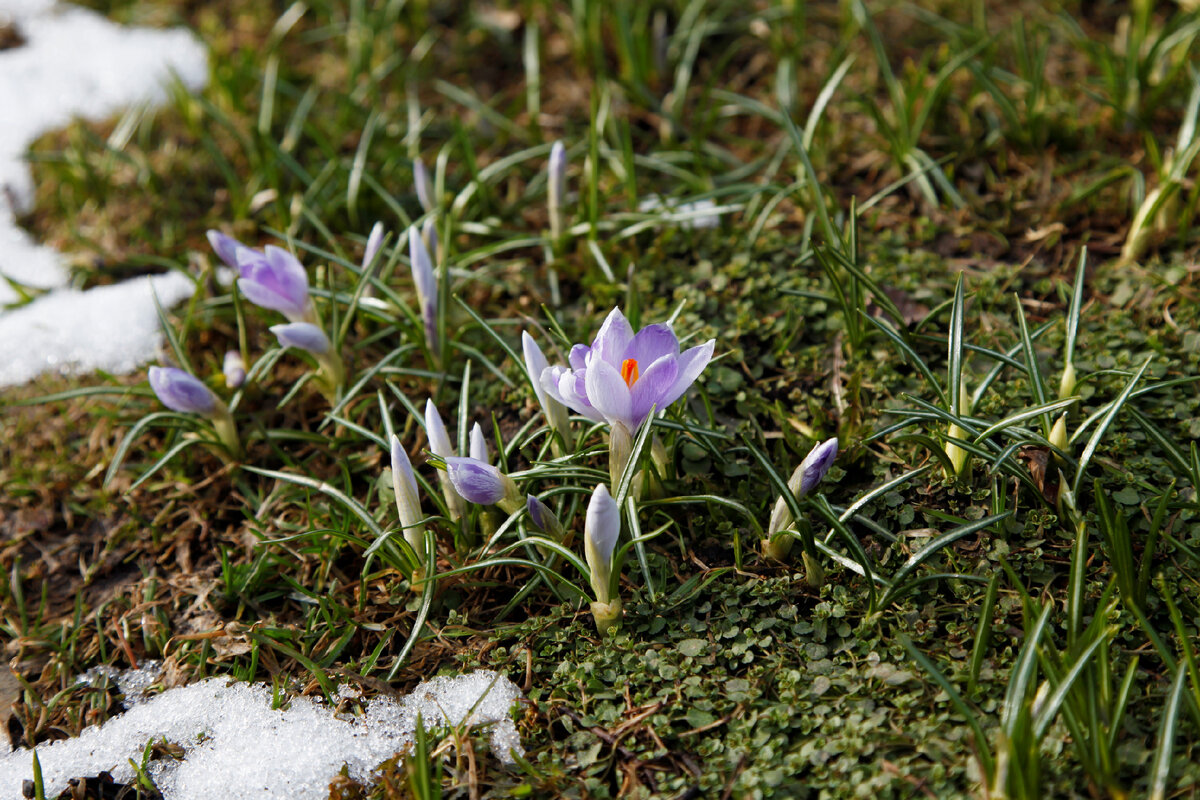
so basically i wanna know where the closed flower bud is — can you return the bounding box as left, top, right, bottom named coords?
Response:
left=414, top=158, right=434, bottom=213
left=149, top=366, right=216, bottom=415
left=389, top=435, right=426, bottom=567
left=445, top=457, right=520, bottom=511
left=469, top=422, right=489, bottom=463
left=222, top=350, right=246, bottom=390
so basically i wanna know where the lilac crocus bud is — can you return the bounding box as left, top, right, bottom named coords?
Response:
left=222, top=350, right=246, bottom=389
left=270, top=322, right=331, bottom=355
left=414, top=158, right=434, bottom=213
left=584, top=484, right=619, bottom=602
left=236, top=245, right=312, bottom=322
left=527, top=494, right=566, bottom=543
left=363, top=222, right=385, bottom=270
left=521, top=331, right=569, bottom=452
left=390, top=435, right=426, bottom=568
left=422, top=217, right=438, bottom=266
left=425, top=400, right=465, bottom=522
left=149, top=366, right=216, bottom=414
left=445, top=457, right=521, bottom=513
left=584, top=483, right=622, bottom=634
left=766, top=437, right=839, bottom=555
left=469, top=422, right=489, bottom=463
left=148, top=366, right=241, bottom=458
left=409, top=226, right=438, bottom=355
left=547, top=140, right=567, bottom=241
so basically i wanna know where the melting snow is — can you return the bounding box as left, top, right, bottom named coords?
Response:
left=0, top=0, right=208, bottom=385
left=0, top=668, right=526, bottom=799
left=637, top=196, right=723, bottom=229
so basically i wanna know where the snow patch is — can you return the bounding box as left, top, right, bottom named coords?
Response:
left=637, top=196, right=723, bottom=229
left=0, top=272, right=196, bottom=387
left=0, top=669, right=525, bottom=799
left=0, top=0, right=208, bottom=384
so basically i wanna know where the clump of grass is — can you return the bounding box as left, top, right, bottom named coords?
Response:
left=4, top=1, right=1200, bottom=797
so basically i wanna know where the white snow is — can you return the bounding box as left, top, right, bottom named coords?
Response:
left=0, top=272, right=196, bottom=386
left=637, top=196, right=723, bottom=229
left=0, top=0, right=209, bottom=384
left=0, top=668, right=526, bottom=799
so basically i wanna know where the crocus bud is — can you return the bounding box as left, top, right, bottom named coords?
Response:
left=149, top=366, right=240, bottom=458
left=522, top=332, right=569, bottom=453
left=235, top=245, right=312, bottom=322
left=222, top=350, right=246, bottom=389
left=270, top=322, right=331, bottom=355
left=445, top=457, right=521, bottom=512
left=945, top=383, right=971, bottom=478
left=414, top=158, right=434, bottom=213
left=1049, top=415, right=1069, bottom=454
left=766, top=437, right=839, bottom=559
left=363, top=222, right=385, bottom=270
left=390, top=435, right=426, bottom=568
left=584, top=483, right=619, bottom=603
left=547, top=140, right=567, bottom=241
left=425, top=400, right=465, bottom=522
left=1058, top=363, right=1077, bottom=400
left=584, top=483, right=622, bottom=635
left=469, top=422, right=489, bottom=463
left=526, top=494, right=566, bottom=542
left=409, top=226, right=438, bottom=354
left=149, top=366, right=215, bottom=414
left=422, top=217, right=438, bottom=266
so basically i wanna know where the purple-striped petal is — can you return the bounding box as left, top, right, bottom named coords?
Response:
left=659, top=339, right=715, bottom=409
left=568, top=344, right=590, bottom=372
left=590, top=308, right=634, bottom=368
left=622, top=323, right=679, bottom=366
left=270, top=322, right=331, bottom=355
left=236, top=245, right=310, bottom=319
left=585, top=358, right=633, bottom=430
left=445, top=457, right=510, bottom=505
left=207, top=230, right=248, bottom=270
left=149, top=366, right=216, bottom=414
left=630, top=354, right=679, bottom=426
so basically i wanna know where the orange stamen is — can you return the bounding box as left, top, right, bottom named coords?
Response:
left=620, top=358, right=640, bottom=388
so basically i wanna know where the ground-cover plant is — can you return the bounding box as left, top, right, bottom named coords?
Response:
left=4, top=1, right=1200, bottom=797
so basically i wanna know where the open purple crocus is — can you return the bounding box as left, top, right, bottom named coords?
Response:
left=540, top=308, right=714, bottom=434
left=207, top=231, right=311, bottom=322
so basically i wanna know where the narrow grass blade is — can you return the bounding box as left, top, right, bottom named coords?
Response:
left=1072, top=357, right=1152, bottom=497
left=1149, top=668, right=1188, bottom=800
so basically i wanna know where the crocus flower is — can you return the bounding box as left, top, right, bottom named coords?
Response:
left=270, top=321, right=344, bottom=398
left=414, top=158, right=434, bottom=213
left=765, top=437, right=838, bottom=562
left=767, top=437, right=838, bottom=537
left=206, top=230, right=253, bottom=271
left=222, top=350, right=246, bottom=390
left=409, top=226, right=438, bottom=355
left=584, top=483, right=622, bottom=635
left=526, top=494, right=566, bottom=542
left=540, top=307, right=714, bottom=434
left=469, top=422, right=489, bottom=463
left=390, top=435, right=426, bottom=569
left=363, top=222, right=385, bottom=270
left=148, top=366, right=240, bottom=457
left=445, top=457, right=521, bottom=512
left=547, top=140, right=567, bottom=241
left=270, top=322, right=331, bottom=355
left=150, top=366, right=216, bottom=414
left=522, top=331, right=569, bottom=450
left=424, top=400, right=466, bottom=522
